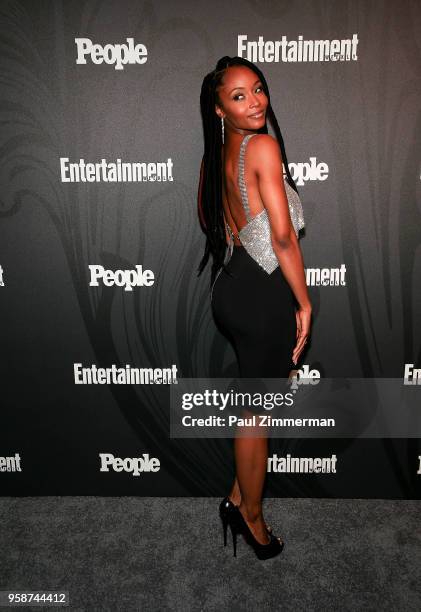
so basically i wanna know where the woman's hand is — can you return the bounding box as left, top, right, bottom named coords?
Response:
left=292, top=306, right=312, bottom=365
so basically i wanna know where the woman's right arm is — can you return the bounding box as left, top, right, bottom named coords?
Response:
left=252, top=134, right=312, bottom=363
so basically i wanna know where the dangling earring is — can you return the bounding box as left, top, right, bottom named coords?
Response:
left=221, top=116, right=224, bottom=144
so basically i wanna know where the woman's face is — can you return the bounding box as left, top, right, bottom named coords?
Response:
left=215, top=65, right=268, bottom=134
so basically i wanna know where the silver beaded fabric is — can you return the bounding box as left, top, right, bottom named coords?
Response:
left=228, top=133, right=305, bottom=275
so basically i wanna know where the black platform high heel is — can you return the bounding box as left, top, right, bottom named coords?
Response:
left=219, top=496, right=273, bottom=547
left=228, top=506, right=284, bottom=560
left=219, top=497, right=234, bottom=547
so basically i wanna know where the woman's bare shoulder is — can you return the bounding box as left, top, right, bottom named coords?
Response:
left=249, top=133, right=279, bottom=150
left=248, top=134, right=282, bottom=170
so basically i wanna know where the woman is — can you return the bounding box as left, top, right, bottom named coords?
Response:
left=197, top=56, right=312, bottom=560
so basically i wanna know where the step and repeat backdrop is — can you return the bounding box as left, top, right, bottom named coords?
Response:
left=1, top=0, right=420, bottom=498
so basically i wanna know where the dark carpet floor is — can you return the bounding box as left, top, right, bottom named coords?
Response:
left=1, top=497, right=420, bottom=611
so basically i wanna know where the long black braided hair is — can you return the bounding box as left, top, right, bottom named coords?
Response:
left=197, top=55, right=300, bottom=290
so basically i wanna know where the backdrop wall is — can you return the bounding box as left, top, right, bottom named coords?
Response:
left=1, top=0, right=420, bottom=498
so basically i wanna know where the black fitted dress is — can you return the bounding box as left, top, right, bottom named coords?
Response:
left=210, top=134, right=305, bottom=412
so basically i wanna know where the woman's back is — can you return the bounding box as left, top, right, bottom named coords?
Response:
left=221, top=133, right=268, bottom=244
left=215, top=133, right=305, bottom=277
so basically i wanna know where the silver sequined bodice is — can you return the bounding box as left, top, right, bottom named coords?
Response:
left=210, top=133, right=305, bottom=301
left=227, top=133, right=305, bottom=274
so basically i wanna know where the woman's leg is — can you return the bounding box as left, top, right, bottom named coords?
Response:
left=232, top=410, right=270, bottom=545
left=228, top=477, right=241, bottom=505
